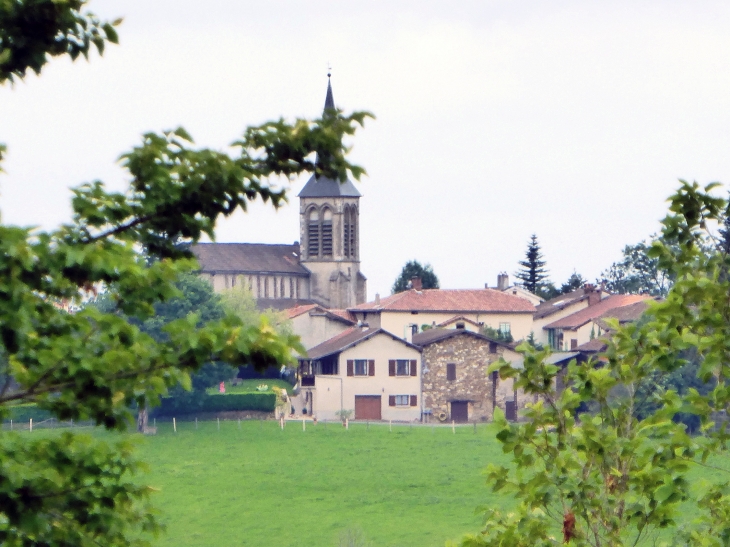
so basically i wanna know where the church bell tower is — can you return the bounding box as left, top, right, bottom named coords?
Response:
left=298, top=75, right=366, bottom=309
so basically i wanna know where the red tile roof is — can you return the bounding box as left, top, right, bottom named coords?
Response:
left=286, top=304, right=356, bottom=325
left=285, top=304, right=319, bottom=319
left=349, top=289, right=535, bottom=314
left=543, top=294, right=651, bottom=330
left=304, top=327, right=417, bottom=360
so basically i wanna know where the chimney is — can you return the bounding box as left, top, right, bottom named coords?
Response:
left=410, top=276, right=422, bottom=291
left=497, top=272, right=509, bottom=291
left=584, top=283, right=600, bottom=306
left=374, top=293, right=380, bottom=305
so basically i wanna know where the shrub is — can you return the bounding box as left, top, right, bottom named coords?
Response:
left=151, top=393, right=275, bottom=417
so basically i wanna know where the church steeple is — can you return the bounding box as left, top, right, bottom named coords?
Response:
left=324, top=73, right=335, bottom=112
left=297, top=74, right=366, bottom=308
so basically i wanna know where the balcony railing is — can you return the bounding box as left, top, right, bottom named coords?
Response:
left=301, top=376, right=315, bottom=387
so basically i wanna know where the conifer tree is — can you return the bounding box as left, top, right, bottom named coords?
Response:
left=514, top=234, right=550, bottom=296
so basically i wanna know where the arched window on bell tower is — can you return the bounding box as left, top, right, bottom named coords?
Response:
left=343, top=206, right=351, bottom=258
left=307, top=207, right=319, bottom=258
left=343, top=204, right=357, bottom=258
left=321, top=207, right=333, bottom=257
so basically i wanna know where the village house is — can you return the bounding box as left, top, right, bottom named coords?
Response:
left=285, top=304, right=355, bottom=350
left=531, top=285, right=608, bottom=347
left=543, top=293, right=652, bottom=351
left=412, top=327, right=528, bottom=423
left=348, top=279, right=536, bottom=343
left=298, top=326, right=422, bottom=422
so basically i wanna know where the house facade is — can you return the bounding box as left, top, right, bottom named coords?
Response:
left=298, top=327, right=422, bottom=422
left=413, top=328, right=528, bottom=423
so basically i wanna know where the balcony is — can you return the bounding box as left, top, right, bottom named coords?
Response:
left=301, top=376, right=315, bottom=387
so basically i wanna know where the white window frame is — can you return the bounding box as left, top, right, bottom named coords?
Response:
left=394, top=395, right=410, bottom=406
left=353, top=359, right=368, bottom=376
left=395, top=359, right=410, bottom=376
left=499, top=322, right=511, bottom=335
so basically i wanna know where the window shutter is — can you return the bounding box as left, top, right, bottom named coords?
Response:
left=347, top=360, right=354, bottom=377
left=389, top=360, right=395, bottom=376
left=389, top=395, right=396, bottom=406
left=410, top=359, right=417, bottom=376
left=368, top=360, right=375, bottom=376
left=410, top=395, right=417, bottom=407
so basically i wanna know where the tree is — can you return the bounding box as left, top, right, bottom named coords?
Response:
left=514, top=234, right=552, bottom=298
left=598, top=237, right=672, bottom=297
left=559, top=270, right=586, bottom=295
left=460, top=181, right=730, bottom=547
left=0, top=2, right=370, bottom=543
left=392, top=260, right=439, bottom=293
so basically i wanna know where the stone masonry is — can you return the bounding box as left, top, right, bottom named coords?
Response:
left=421, top=334, right=511, bottom=422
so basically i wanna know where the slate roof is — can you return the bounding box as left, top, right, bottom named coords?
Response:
left=534, top=289, right=591, bottom=319
left=192, top=243, right=310, bottom=276
left=349, top=289, right=535, bottom=314
left=543, top=294, right=651, bottom=330
left=298, top=174, right=361, bottom=198
left=304, top=327, right=419, bottom=360
left=411, top=327, right=508, bottom=348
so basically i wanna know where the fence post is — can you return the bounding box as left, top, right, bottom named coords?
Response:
left=9, top=419, right=12, bottom=431
left=238, top=419, right=241, bottom=429
left=345, top=418, right=349, bottom=430
left=29, top=418, right=32, bottom=432
left=389, top=419, right=392, bottom=432
left=474, top=421, right=477, bottom=434
left=452, top=420, right=455, bottom=434
left=173, top=417, right=177, bottom=433
left=153, top=418, right=156, bottom=428
left=195, top=417, right=198, bottom=430
left=367, top=420, right=369, bottom=430
left=302, top=418, right=306, bottom=432
left=217, top=417, right=220, bottom=431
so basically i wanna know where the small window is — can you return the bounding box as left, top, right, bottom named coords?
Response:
left=396, top=359, right=410, bottom=376
left=354, top=359, right=368, bottom=376
left=394, top=395, right=410, bottom=406
left=446, top=363, right=456, bottom=381
left=499, top=323, right=511, bottom=335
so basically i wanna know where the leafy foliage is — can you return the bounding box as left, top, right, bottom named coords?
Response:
left=462, top=180, right=730, bottom=547
left=598, top=237, right=672, bottom=297
left=392, top=260, right=440, bottom=293
left=0, top=6, right=370, bottom=543
left=514, top=234, right=552, bottom=298
left=0, top=0, right=121, bottom=82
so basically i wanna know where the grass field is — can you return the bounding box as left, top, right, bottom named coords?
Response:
left=136, top=420, right=510, bottom=547
left=205, top=379, right=294, bottom=395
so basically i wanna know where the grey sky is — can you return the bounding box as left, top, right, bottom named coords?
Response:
left=2, top=0, right=730, bottom=299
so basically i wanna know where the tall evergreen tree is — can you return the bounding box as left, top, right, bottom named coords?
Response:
left=514, top=234, right=550, bottom=295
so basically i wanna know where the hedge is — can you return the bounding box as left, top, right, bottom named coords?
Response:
left=151, top=393, right=276, bottom=417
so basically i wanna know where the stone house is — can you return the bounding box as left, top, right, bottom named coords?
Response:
left=298, top=326, right=422, bottom=422
left=412, top=327, right=529, bottom=423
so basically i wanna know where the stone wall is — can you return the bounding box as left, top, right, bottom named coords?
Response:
left=422, top=335, right=508, bottom=422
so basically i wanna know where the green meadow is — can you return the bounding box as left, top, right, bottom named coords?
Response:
left=136, top=421, right=509, bottom=547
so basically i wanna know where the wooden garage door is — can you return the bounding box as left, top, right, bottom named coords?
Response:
left=451, top=401, right=468, bottom=423
left=355, top=396, right=382, bottom=420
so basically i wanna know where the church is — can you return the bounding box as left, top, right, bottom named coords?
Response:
left=193, top=77, right=367, bottom=310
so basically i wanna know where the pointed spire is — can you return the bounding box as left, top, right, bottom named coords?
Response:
left=323, top=72, right=335, bottom=113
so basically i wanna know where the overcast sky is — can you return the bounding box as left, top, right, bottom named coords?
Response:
left=2, top=0, right=730, bottom=300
